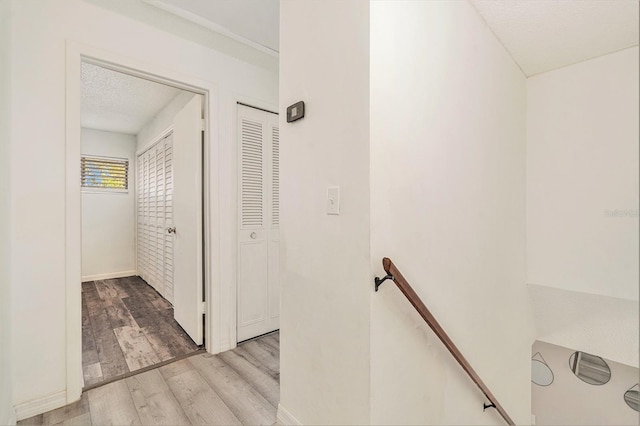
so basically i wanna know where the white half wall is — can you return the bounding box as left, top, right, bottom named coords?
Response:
left=370, top=1, right=534, bottom=424
left=531, top=340, right=639, bottom=426
left=0, top=1, right=15, bottom=424
left=81, top=128, right=137, bottom=280
left=529, top=284, right=639, bottom=368
left=9, top=0, right=277, bottom=413
left=527, top=47, right=639, bottom=302
left=279, top=0, right=371, bottom=424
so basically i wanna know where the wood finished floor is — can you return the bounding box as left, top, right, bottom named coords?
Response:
left=82, top=276, right=200, bottom=388
left=19, top=332, right=280, bottom=426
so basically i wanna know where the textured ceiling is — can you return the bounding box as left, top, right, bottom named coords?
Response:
left=81, top=62, right=182, bottom=135
left=146, top=0, right=279, bottom=53
left=470, top=0, right=639, bottom=76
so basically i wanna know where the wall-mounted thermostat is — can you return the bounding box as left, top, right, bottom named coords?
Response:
left=287, top=101, right=305, bottom=123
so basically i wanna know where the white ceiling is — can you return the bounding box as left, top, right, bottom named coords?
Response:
left=81, top=62, right=182, bottom=135
left=470, top=0, right=640, bottom=76
left=142, top=0, right=638, bottom=76
left=146, top=0, right=279, bottom=53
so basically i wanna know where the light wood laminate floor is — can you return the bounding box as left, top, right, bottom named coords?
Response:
left=82, top=276, right=200, bottom=388
left=19, top=332, right=280, bottom=426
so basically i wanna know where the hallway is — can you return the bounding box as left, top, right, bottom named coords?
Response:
left=19, top=332, right=280, bottom=425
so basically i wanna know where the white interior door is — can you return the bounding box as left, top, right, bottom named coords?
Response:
left=237, top=104, right=279, bottom=342
left=171, top=94, right=203, bottom=345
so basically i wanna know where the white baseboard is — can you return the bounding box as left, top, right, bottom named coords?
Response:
left=277, top=404, right=302, bottom=425
left=14, top=390, right=67, bottom=421
left=81, top=270, right=137, bottom=282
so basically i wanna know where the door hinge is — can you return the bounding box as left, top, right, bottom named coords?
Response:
left=200, top=301, right=206, bottom=315
left=201, top=119, right=205, bottom=131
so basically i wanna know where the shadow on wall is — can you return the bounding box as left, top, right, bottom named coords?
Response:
left=531, top=340, right=639, bottom=425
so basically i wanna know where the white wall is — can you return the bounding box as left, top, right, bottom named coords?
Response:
left=84, top=0, right=278, bottom=71
left=527, top=47, right=639, bottom=369
left=279, top=0, right=371, bottom=424
left=9, top=0, right=277, bottom=415
left=0, top=0, right=15, bottom=424
left=529, top=284, right=639, bottom=369
left=370, top=1, right=534, bottom=424
left=531, top=340, right=639, bottom=425
left=137, top=91, right=196, bottom=152
left=81, top=128, right=137, bottom=280
left=527, top=47, right=639, bottom=302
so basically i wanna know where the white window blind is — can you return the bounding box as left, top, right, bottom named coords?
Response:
left=81, top=156, right=128, bottom=190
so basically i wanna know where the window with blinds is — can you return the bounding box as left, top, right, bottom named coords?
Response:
left=81, top=156, right=129, bottom=190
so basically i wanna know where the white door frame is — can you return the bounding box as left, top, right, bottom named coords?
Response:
left=65, top=40, right=221, bottom=403
left=228, top=95, right=279, bottom=348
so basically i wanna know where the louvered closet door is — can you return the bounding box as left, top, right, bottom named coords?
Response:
left=153, top=141, right=166, bottom=298
left=136, top=134, right=174, bottom=301
left=162, top=139, right=174, bottom=303
left=148, top=146, right=159, bottom=291
left=138, top=152, right=150, bottom=284
left=237, top=104, right=280, bottom=342
left=137, top=155, right=145, bottom=281
left=267, top=122, right=280, bottom=331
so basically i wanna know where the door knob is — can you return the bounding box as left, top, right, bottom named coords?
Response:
left=167, top=227, right=176, bottom=234
left=250, top=232, right=257, bottom=239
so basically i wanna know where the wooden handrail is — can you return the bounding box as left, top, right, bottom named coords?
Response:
left=377, top=257, right=515, bottom=425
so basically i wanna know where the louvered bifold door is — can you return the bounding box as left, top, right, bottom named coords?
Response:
left=137, top=154, right=145, bottom=282
left=153, top=142, right=166, bottom=297
left=148, top=146, right=159, bottom=291
left=142, top=150, right=151, bottom=285
left=267, top=118, right=280, bottom=332
left=136, top=134, right=174, bottom=302
left=163, top=137, right=174, bottom=303
left=137, top=151, right=151, bottom=284
left=237, top=105, right=269, bottom=342
left=237, top=104, right=279, bottom=342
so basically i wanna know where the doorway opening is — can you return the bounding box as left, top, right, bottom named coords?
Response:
left=80, top=62, right=206, bottom=389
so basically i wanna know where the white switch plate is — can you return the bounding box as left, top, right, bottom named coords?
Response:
left=327, top=186, right=340, bottom=215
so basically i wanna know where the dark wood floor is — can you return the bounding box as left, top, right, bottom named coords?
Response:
left=19, top=332, right=280, bottom=426
left=82, top=276, right=199, bottom=387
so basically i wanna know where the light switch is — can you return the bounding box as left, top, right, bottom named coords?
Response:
left=327, top=186, right=340, bottom=215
